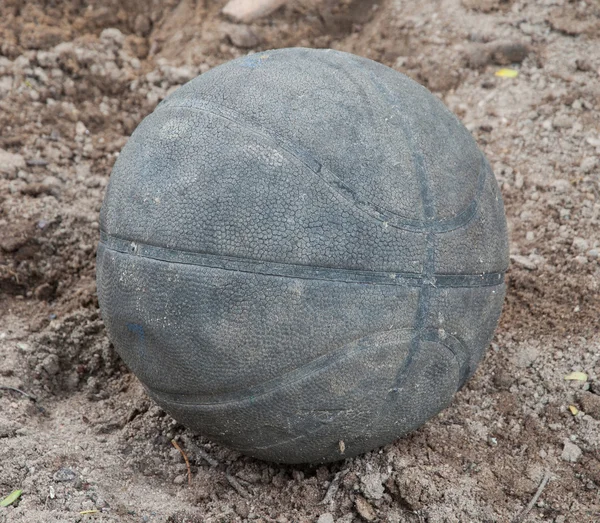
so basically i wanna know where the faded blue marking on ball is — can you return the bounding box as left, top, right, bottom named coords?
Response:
left=126, top=323, right=146, bottom=360
left=240, top=53, right=270, bottom=69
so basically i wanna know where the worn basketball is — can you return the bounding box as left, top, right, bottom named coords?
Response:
left=96, top=48, right=509, bottom=464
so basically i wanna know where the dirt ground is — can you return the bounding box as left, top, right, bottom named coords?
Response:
left=1, top=0, right=599, bottom=521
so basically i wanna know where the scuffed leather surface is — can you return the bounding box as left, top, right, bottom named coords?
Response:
left=97, top=48, right=509, bottom=463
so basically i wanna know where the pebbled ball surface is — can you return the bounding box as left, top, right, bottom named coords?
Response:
left=96, top=47, right=509, bottom=464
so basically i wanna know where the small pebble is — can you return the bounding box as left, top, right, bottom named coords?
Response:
left=173, top=474, right=186, bottom=485
left=572, top=237, right=589, bottom=252
left=53, top=467, right=76, bottom=482
left=553, top=115, right=574, bottom=129
left=561, top=440, right=582, bottom=463
left=221, top=23, right=260, bottom=48
left=580, top=157, right=598, bottom=173
left=579, top=392, right=600, bottom=419
left=361, top=472, right=385, bottom=500
left=317, top=514, right=335, bottom=523
left=355, top=495, right=376, bottom=521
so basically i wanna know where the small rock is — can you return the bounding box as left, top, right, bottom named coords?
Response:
left=572, top=237, right=589, bottom=252
left=493, top=368, right=514, bottom=389
left=173, top=474, right=186, bottom=485
left=36, top=50, right=59, bottom=68
left=222, top=0, right=286, bottom=23
left=53, top=467, right=76, bottom=482
left=587, top=249, right=599, bottom=259
left=519, top=22, right=536, bottom=35
left=163, top=65, right=196, bottom=85
left=0, top=421, right=18, bottom=438
left=488, top=40, right=529, bottom=65
left=100, top=28, right=125, bottom=48
left=235, top=502, right=250, bottom=518
left=134, top=14, right=152, bottom=37
left=464, top=44, right=490, bottom=69
left=361, top=473, right=385, bottom=500
left=0, top=75, right=13, bottom=95
left=0, top=149, right=26, bottom=177
left=515, top=345, right=540, bottom=368
left=41, top=354, right=60, bottom=375
left=586, top=133, right=600, bottom=147
left=510, top=254, right=537, bottom=270
left=75, top=121, right=87, bottom=136
left=221, top=23, right=260, bottom=48
left=64, top=371, right=80, bottom=391
left=575, top=58, right=592, bottom=72
left=317, top=514, right=335, bottom=523
left=580, top=392, right=600, bottom=419
left=561, top=440, right=582, bottom=463
left=552, top=179, right=571, bottom=193
left=553, top=115, right=574, bottom=129
left=580, top=157, right=598, bottom=173
left=355, top=495, right=376, bottom=521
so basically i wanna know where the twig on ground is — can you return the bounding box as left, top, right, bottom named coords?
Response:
left=0, top=386, right=37, bottom=402
left=180, top=435, right=251, bottom=498
left=512, top=471, right=551, bottom=523
left=181, top=435, right=220, bottom=467
left=171, top=439, right=192, bottom=486
left=321, top=468, right=349, bottom=505
left=226, top=467, right=250, bottom=498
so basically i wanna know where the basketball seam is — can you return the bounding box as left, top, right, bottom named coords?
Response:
left=153, top=98, right=487, bottom=234
left=98, top=233, right=506, bottom=287
left=147, top=329, right=414, bottom=406
left=145, top=330, right=467, bottom=408
left=234, top=332, right=467, bottom=454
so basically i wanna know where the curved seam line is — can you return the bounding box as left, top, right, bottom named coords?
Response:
left=147, top=329, right=414, bottom=407
left=153, top=98, right=487, bottom=233
left=421, top=329, right=471, bottom=386
left=238, top=331, right=468, bottom=453
left=148, top=331, right=469, bottom=454
left=99, top=235, right=507, bottom=288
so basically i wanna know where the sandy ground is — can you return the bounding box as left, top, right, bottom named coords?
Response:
left=1, top=0, right=599, bottom=521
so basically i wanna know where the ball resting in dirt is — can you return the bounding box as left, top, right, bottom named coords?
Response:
left=96, top=47, right=509, bottom=464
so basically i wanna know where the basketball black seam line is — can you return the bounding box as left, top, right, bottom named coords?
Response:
left=145, top=329, right=468, bottom=408
left=99, top=233, right=506, bottom=288
left=357, top=68, right=448, bottom=397
left=147, top=329, right=414, bottom=406
left=152, top=98, right=487, bottom=234
left=238, top=332, right=470, bottom=454
left=235, top=334, right=466, bottom=454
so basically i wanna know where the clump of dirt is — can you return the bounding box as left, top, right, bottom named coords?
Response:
left=1, top=0, right=600, bottom=522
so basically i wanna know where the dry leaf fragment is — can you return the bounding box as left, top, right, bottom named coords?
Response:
left=564, top=372, right=588, bottom=382
left=355, top=495, right=376, bottom=521
left=0, top=489, right=22, bottom=507
left=495, top=68, right=519, bottom=78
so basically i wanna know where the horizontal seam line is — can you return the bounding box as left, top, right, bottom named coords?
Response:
left=99, top=233, right=506, bottom=288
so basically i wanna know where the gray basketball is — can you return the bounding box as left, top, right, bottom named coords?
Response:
left=96, top=47, right=509, bottom=464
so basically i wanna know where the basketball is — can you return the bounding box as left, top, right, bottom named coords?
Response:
left=96, top=47, right=509, bottom=464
